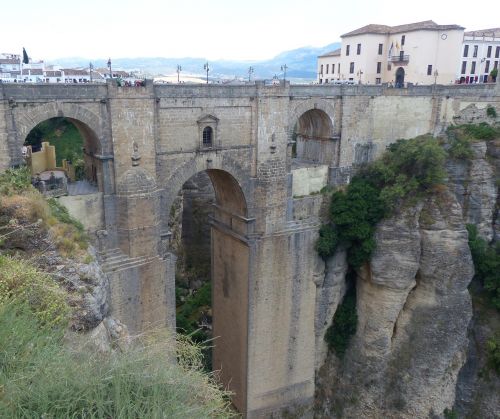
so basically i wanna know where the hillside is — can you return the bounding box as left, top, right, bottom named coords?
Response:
left=49, top=42, right=341, bottom=81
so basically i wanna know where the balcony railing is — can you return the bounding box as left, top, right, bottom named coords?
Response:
left=390, top=54, right=410, bottom=63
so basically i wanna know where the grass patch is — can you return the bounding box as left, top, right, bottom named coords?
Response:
left=0, top=255, right=70, bottom=327
left=0, top=168, right=88, bottom=258
left=0, top=299, right=233, bottom=418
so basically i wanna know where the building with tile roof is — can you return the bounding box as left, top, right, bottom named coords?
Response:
left=317, top=20, right=464, bottom=86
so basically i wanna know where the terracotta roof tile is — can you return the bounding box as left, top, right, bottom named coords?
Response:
left=0, top=58, right=19, bottom=64
left=341, top=20, right=464, bottom=37
left=464, top=28, right=500, bottom=37
left=318, top=48, right=341, bottom=58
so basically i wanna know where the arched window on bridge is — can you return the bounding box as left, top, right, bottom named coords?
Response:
left=202, top=126, right=213, bottom=148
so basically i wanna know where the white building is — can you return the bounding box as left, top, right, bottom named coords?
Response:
left=318, top=20, right=464, bottom=86
left=458, top=28, right=500, bottom=84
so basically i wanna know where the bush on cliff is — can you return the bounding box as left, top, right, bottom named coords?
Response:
left=325, top=279, right=357, bottom=358
left=466, top=224, right=500, bottom=310
left=446, top=123, right=500, bottom=159
left=317, top=135, right=446, bottom=267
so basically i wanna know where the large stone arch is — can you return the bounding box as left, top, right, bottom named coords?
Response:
left=161, top=153, right=251, bottom=230
left=161, top=153, right=252, bottom=412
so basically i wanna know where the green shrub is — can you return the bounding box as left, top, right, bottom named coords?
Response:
left=0, top=166, right=32, bottom=195
left=466, top=224, right=500, bottom=310
left=0, top=300, right=233, bottom=419
left=447, top=133, right=473, bottom=159
left=0, top=255, right=70, bottom=327
left=463, top=122, right=498, bottom=140
left=317, top=136, right=445, bottom=267
left=443, top=408, right=458, bottom=419
left=486, top=105, right=497, bottom=118
left=486, top=334, right=500, bottom=375
left=325, top=282, right=357, bottom=358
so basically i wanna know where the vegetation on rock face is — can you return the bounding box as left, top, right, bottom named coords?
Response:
left=0, top=168, right=88, bottom=258
left=0, top=256, right=70, bottom=327
left=447, top=123, right=500, bottom=159
left=325, top=275, right=357, bottom=358
left=317, top=135, right=446, bottom=267
left=486, top=105, right=497, bottom=118
left=466, top=224, right=500, bottom=311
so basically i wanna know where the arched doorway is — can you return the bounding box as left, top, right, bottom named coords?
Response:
left=395, top=67, right=405, bottom=88
left=293, top=108, right=336, bottom=165
left=169, top=168, right=249, bottom=413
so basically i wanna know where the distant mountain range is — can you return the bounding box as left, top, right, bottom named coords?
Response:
left=48, top=43, right=341, bottom=81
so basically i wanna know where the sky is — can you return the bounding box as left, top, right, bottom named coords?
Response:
left=1, top=0, right=498, bottom=62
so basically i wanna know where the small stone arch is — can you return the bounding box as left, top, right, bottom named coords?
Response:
left=288, top=99, right=338, bottom=165
left=288, top=99, right=335, bottom=142
left=13, top=102, right=108, bottom=157
left=13, top=102, right=110, bottom=192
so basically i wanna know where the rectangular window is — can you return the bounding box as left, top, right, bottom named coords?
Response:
left=320, top=64, right=323, bottom=75
left=326, top=64, right=329, bottom=74
left=325, top=79, right=328, bottom=83
left=401, top=35, right=405, bottom=46
left=473, top=45, right=478, bottom=57
left=349, top=62, right=354, bottom=74
left=399, top=50, right=404, bottom=61
left=487, top=45, right=492, bottom=58
left=378, top=43, right=383, bottom=55
left=375, top=77, right=381, bottom=84
left=427, top=64, right=432, bottom=76
left=496, top=46, right=500, bottom=58
left=346, top=45, right=350, bottom=56
left=319, top=79, right=322, bottom=84
left=338, top=63, right=340, bottom=74
left=485, top=60, right=490, bottom=73
left=495, top=61, right=498, bottom=70
left=463, top=45, right=469, bottom=57
left=357, top=43, right=361, bottom=55
left=332, top=64, right=335, bottom=73
left=471, top=61, right=476, bottom=74
left=376, top=62, right=381, bottom=74
left=461, top=61, right=467, bottom=74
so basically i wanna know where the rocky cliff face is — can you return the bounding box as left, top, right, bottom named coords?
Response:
left=315, top=139, right=500, bottom=418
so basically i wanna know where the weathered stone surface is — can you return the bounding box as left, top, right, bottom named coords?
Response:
left=316, top=192, right=474, bottom=418
left=446, top=141, right=497, bottom=241
left=314, top=249, right=347, bottom=369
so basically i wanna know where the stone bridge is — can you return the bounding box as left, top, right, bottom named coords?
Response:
left=1, top=80, right=499, bottom=417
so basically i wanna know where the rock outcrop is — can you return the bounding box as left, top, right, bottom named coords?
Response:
left=446, top=141, right=497, bottom=241
left=316, top=191, right=475, bottom=418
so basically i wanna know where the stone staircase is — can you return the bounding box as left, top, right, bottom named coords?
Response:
left=98, top=247, right=154, bottom=273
